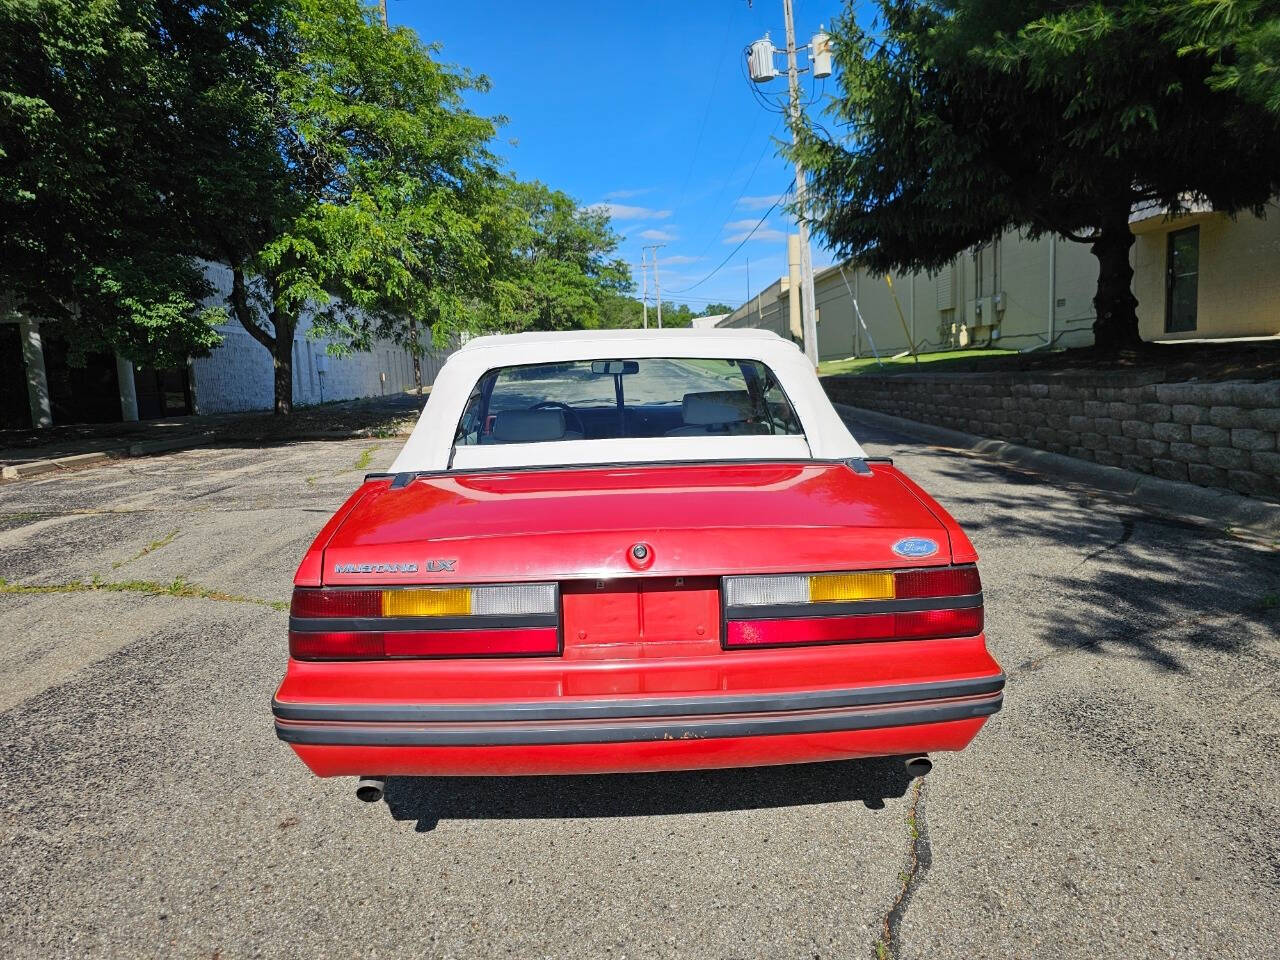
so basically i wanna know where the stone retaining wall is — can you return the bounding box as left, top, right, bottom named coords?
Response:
left=823, top=370, right=1280, bottom=503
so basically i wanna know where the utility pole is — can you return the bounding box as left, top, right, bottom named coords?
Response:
left=640, top=249, right=649, bottom=330
left=782, top=0, right=819, bottom=368
left=643, top=243, right=666, bottom=329
left=747, top=9, right=831, bottom=368
left=655, top=249, right=664, bottom=329
left=375, top=0, right=423, bottom=393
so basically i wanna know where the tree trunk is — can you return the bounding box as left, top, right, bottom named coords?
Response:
left=272, top=312, right=295, bottom=415
left=227, top=264, right=294, bottom=414
left=1090, top=208, right=1142, bottom=353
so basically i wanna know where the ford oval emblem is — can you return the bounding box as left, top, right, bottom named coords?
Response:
left=893, top=537, right=939, bottom=559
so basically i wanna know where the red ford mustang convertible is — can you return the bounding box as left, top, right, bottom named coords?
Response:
left=273, top=330, right=1003, bottom=801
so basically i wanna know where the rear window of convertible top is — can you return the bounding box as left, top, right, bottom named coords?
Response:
left=452, top=358, right=804, bottom=445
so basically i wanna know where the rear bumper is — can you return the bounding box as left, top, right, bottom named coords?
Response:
left=273, top=674, right=1003, bottom=775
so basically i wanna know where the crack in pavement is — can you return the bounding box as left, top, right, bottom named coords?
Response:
left=111, top=528, right=180, bottom=570
left=873, top=777, right=932, bottom=960
left=1072, top=517, right=1135, bottom=570
left=0, top=576, right=286, bottom=611
left=0, top=506, right=333, bottom=521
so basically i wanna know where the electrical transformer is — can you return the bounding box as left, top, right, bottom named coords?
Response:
left=747, top=36, right=778, bottom=83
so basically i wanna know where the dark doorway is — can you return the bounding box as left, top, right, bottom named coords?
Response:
left=40, top=327, right=121, bottom=424
left=1165, top=226, right=1199, bottom=334
left=134, top=367, right=192, bottom=419
left=0, top=322, right=31, bottom=429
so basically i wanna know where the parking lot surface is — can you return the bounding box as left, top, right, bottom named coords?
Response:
left=1, top=408, right=1277, bottom=959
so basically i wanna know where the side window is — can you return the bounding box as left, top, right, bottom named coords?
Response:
left=453, top=379, right=487, bottom=446
left=760, top=366, right=801, bottom=434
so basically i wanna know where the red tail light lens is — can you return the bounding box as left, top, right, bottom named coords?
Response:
left=288, top=630, right=385, bottom=659
left=287, top=627, right=560, bottom=659
left=894, top=606, right=984, bottom=639
left=726, top=614, right=897, bottom=647
left=895, top=566, right=981, bottom=599
left=290, top=589, right=382, bottom=619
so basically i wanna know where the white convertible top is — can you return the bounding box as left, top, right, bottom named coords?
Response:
left=390, top=329, right=866, bottom=471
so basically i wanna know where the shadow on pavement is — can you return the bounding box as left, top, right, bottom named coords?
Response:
left=858, top=421, right=1280, bottom=675
left=383, top=756, right=916, bottom=832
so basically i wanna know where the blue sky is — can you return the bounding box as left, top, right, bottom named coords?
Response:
left=393, top=0, right=864, bottom=314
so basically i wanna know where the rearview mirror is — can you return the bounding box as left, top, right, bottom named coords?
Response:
left=590, top=360, right=640, bottom=375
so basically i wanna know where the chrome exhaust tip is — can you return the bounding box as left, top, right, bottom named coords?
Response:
left=903, top=755, right=932, bottom=778
left=355, top=776, right=386, bottom=803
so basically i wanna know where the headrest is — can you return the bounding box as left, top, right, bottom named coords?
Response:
left=491, top=409, right=566, bottom=443
left=681, top=390, right=755, bottom=426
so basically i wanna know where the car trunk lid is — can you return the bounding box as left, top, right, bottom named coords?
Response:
left=322, top=461, right=953, bottom=585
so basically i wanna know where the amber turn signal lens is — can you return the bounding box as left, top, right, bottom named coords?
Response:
left=381, top=588, right=472, bottom=617
left=808, top=572, right=895, bottom=603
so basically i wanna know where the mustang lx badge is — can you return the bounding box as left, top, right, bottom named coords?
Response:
left=333, top=562, right=419, bottom=574
left=331, top=559, right=458, bottom=574
left=892, top=537, right=939, bottom=559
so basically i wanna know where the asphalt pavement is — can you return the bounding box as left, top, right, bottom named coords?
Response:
left=1, top=410, right=1277, bottom=959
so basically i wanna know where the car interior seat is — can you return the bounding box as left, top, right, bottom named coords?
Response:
left=665, top=390, right=763, bottom=436
left=485, top=409, right=583, bottom=443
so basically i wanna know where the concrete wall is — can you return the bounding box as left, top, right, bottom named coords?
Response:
left=725, top=204, right=1278, bottom=359
left=825, top=371, right=1280, bottom=503
left=192, top=262, right=451, bottom=414
left=720, top=279, right=791, bottom=339
left=724, top=230, right=1104, bottom=363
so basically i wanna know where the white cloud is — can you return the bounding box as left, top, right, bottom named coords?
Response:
left=661, top=254, right=702, bottom=265
left=638, top=228, right=676, bottom=242
left=724, top=218, right=769, bottom=231
left=589, top=202, right=673, bottom=220
left=724, top=227, right=789, bottom=244
left=604, top=187, right=652, bottom=200
left=736, top=193, right=785, bottom=211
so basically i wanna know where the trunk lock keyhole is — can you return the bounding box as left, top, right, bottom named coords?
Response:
left=628, top=542, right=655, bottom=570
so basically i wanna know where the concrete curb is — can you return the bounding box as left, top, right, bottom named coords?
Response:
left=126, top=432, right=216, bottom=457
left=836, top=403, right=1280, bottom=539
left=0, top=426, right=414, bottom=483
left=1, top=434, right=215, bottom=482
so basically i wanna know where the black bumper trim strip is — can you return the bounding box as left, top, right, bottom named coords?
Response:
left=274, top=692, right=1003, bottom=747
left=724, top=593, right=982, bottom=621
left=272, top=673, right=1004, bottom=724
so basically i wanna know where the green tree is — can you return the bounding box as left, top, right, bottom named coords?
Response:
left=0, top=0, right=238, bottom=366
left=595, top=296, right=702, bottom=329
left=1172, top=0, right=1280, bottom=112
left=187, top=0, right=503, bottom=412
left=486, top=180, right=630, bottom=332
left=797, top=1, right=1280, bottom=352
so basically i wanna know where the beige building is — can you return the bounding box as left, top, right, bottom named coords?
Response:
left=721, top=205, right=1280, bottom=360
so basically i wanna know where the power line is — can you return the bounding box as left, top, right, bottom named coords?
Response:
left=669, top=182, right=793, bottom=294
left=679, top=115, right=785, bottom=268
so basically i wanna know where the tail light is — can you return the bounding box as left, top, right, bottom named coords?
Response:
left=722, top=566, right=982, bottom=648
left=289, top=583, right=560, bottom=659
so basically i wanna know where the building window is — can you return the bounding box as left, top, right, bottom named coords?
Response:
left=1165, top=226, right=1199, bottom=333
